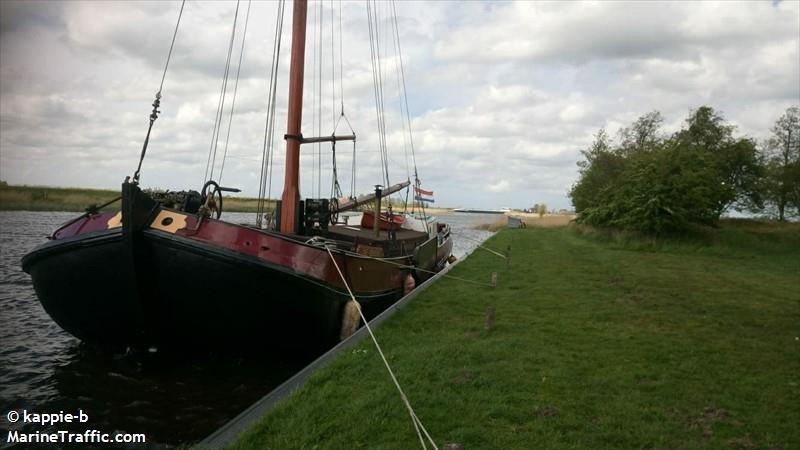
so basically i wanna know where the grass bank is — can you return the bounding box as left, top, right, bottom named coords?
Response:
left=0, top=184, right=275, bottom=213
left=228, top=220, right=799, bottom=450
left=473, top=214, right=576, bottom=231
left=0, top=184, right=121, bottom=212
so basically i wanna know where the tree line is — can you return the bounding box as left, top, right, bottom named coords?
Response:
left=569, top=106, right=800, bottom=233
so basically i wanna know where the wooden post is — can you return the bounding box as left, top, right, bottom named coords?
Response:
left=280, top=0, right=308, bottom=234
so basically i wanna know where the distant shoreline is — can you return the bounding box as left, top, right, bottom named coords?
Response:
left=0, top=184, right=457, bottom=215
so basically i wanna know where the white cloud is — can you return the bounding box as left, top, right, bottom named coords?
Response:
left=1, top=0, right=798, bottom=210
left=488, top=179, right=511, bottom=193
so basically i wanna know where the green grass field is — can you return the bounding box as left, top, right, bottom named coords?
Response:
left=0, top=184, right=121, bottom=211
left=0, top=184, right=273, bottom=213
left=228, top=221, right=799, bottom=450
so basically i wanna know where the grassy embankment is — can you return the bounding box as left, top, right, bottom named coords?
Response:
left=228, top=220, right=799, bottom=450
left=0, top=184, right=274, bottom=212
left=0, top=184, right=121, bottom=212
left=473, top=214, right=577, bottom=231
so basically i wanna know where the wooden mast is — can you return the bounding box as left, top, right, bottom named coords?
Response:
left=280, top=0, right=308, bottom=233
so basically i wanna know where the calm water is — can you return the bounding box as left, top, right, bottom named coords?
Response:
left=0, top=211, right=495, bottom=448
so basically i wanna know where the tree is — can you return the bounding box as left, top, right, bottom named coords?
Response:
left=762, top=106, right=800, bottom=220
left=569, top=107, right=764, bottom=234
left=536, top=203, right=547, bottom=218
left=618, top=110, right=664, bottom=155
left=569, top=129, right=626, bottom=214
left=674, top=106, right=763, bottom=216
left=677, top=106, right=734, bottom=151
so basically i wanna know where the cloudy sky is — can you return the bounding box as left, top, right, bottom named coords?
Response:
left=1, top=1, right=798, bottom=210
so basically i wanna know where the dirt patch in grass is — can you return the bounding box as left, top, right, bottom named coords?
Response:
left=451, top=370, right=475, bottom=385
left=534, top=405, right=560, bottom=418
left=688, top=407, right=734, bottom=439
left=727, top=436, right=756, bottom=450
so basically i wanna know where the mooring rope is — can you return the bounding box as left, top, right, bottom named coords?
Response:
left=450, top=231, right=508, bottom=259
left=324, top=246, right=439, bottom=450
left=474, top=244, right=507, bottom=259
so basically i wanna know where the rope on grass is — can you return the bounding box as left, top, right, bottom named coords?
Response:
left=450, top=231, right=507, bottom=259
left=325, top=246, right=439, bottom=450
left=474, top=243, right=507, bottom=259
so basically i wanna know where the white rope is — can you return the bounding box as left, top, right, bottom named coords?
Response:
left=470, top=243, right=506, bottom=259
left=450, top=232, right=507, bottom=259
left=325, top=246, right=438, bottom=450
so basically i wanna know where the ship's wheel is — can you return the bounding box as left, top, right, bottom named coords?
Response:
left=201, top=180, right=223, bottom=219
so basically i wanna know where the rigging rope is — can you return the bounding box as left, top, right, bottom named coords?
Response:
left=366, top=0, right=391, bottom=189
left=329, top=5, right=353, bottom=204
left=310, top=0, right=318, bottom=198
left=334, top=0, right=356, bottom=199
left=257, top=0, right=286, bottom=228
left=387, top=0, right=410, bottom=212
left=330, top=0, right=336, bottom=138
left=390, top=0, right=427, bottom=226
left=204, top=0, right=242, bottom=184
left=317, top=0, right=324, bottom=198
left=351, top=130, right=357, bottom=198
left=330, top=140, right=343, bottom=199
left=132, top=0, right=186, bottom=184
left=218, top=0, right=253, bottom=185
left=338, top=0, right=344, bottom=115
left=331, top=112, right=356, bottom=200
left=157, top=1, right=185, bottom=94
left=324, top=246, right=439, bottom=450
left=391, top=0, right=419, bottom=185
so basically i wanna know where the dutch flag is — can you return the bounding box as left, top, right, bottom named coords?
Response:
left=414, top=186, right=434, bottom=203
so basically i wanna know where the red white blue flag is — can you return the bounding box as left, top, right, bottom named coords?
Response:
left=414, top=187, right=434, bottom=203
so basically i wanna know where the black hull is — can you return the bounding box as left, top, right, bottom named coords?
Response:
left=23, top=229, right=400, bottom=353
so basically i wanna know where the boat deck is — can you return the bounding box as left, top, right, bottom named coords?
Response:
left=323, top=225, right=429, bottom=258
left=328, top=225, right=427, bottom=242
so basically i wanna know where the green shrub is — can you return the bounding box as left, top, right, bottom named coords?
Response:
left=571, top=107, right=763, bottom=234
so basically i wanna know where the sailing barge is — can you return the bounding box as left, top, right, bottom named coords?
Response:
left=21, top=0, right=452, bottom=352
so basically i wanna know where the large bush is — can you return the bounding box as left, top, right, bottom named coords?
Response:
left=570, top=107, right=762, bottom=233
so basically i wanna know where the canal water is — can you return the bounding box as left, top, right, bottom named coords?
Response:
left=0, top=210, right=498, bottom=448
